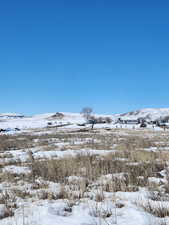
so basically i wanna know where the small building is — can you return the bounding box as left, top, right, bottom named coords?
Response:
left=116, top=118, right=139, bottom=124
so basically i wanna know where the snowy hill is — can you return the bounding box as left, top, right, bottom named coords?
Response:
left=118, top=108, right=169, bottom=121
left=0, top=112, right=86, bottom=130
left=0, top=108, right=169, bottom=131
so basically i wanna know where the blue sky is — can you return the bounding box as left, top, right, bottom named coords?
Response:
left=1, top=0, right=169, bottom=115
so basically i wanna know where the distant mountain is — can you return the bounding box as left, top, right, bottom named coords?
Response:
left=118, top=108, right=169, bottom=121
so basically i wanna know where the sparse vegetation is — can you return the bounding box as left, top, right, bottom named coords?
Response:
left=1, top=126, right=169, bottom=224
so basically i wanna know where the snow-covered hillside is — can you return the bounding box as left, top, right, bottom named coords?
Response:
left=0, top=112, right=112, bottom=130
left=0, top=108, right=169, bottom=131
left=118, top=108, right=169, bottom=121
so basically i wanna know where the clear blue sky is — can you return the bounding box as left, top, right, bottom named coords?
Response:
left=1, top=0, right=169, bottom=115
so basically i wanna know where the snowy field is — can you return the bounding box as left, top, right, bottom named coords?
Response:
left=0, top=111, right=169, bottom=225
left=0, top=110, right=167, bottom=132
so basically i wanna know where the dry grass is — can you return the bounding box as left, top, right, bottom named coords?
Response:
left=137, top=200, right=169, bottom=218
left=28, top=151, right=166, bottom=194
left=0, top=191, right=17, bottom=218
left=1, top=128, right=169, bottom=204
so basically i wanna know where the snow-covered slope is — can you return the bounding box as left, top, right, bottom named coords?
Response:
left=0, top=112, right=86, bottom=130
left=118, top=108, right=169, bottom=121
left=0, top=108, right=169, bottom=131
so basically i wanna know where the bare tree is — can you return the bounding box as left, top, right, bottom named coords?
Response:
left=89, top=116, right=97, bottom=129
left=105, top=117, right=112, bottom=124
left=81, top=107, right=93, bottom=120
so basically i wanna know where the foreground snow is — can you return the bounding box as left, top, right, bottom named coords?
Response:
left=1, top=115, right=169, bottom=225
left=0, top=198, right=151, bottom=225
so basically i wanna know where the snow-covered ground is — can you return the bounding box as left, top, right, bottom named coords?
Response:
left=1, top=108, right=169, bottom=132
left=118, top=108, right=169, bottom=121
left=0, top=109, right=169, bottom=224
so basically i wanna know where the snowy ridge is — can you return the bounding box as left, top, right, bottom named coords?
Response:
left=118, top=108, right=169, bottom=121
